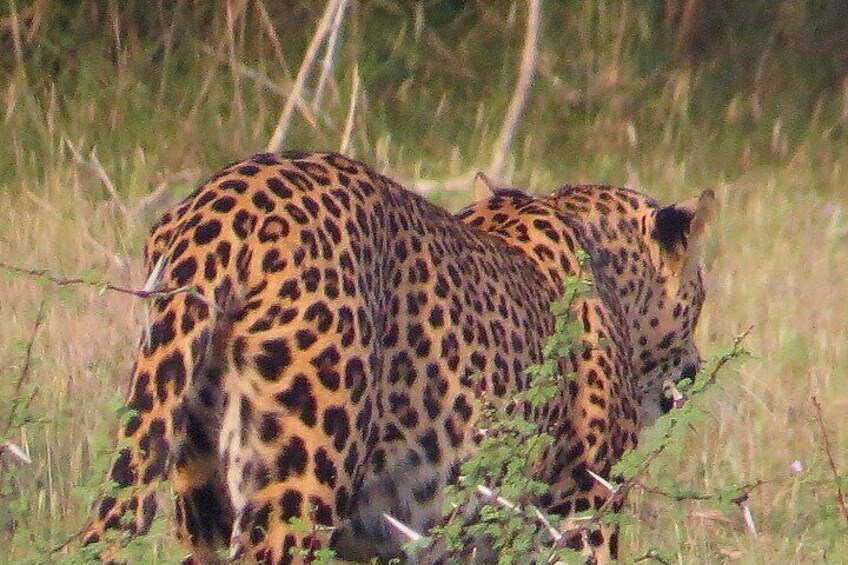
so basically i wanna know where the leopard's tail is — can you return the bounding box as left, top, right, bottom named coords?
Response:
left=80, top=274, right=239, bottom=563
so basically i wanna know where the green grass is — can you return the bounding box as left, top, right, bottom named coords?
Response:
left=1, top=2, right=847, bottom=563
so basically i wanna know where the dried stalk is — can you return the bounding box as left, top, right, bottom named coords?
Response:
left=267, top=0, right=343, bottom=152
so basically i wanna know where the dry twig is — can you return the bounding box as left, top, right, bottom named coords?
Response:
left=0, top=262, right=190, bottom=301
left=811, top=396, right=848, bottom=529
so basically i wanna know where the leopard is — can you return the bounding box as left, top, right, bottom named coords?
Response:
left=78, top=151, right=713, bottom=565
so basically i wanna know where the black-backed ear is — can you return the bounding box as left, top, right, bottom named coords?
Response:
left=652, top=189, right=715, bottom=253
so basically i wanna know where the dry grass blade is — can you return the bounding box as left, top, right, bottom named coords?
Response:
left=64, top=138, right=133, bottom=227
left=266, top=0, right=343, bottom=152
left=198, top=43, right=318, bottom=129
left=488, top=0, right=541, bottom=178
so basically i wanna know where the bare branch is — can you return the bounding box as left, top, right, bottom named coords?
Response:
left=3, top=298, right=45, bottom=435
left=267, top=0, right=343, bottom=152
left=0, top=262, right=191, bottom=301
left=488, top=0, right=541, bottom=179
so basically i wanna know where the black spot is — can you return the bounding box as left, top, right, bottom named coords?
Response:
left=253, top=152, right=282, bottom=165
left=413, top=478, right=439, bottom=503
left=453, top=395, right=473, bottom=422
left=215, top=240, right=232, bottom=266
left=311, top=345, right=341, bottom=391
left=275, top=436, right=308, bottom=480
left=305, top=301, right=334, bottom=333
left=128, top=371, right=154, bottom=413
left=233, top=209, right=257, bottom=239
left=110, top=448, right=136, bottom=486
left=262, top=248, right=287, bottom=273
left=303, top=266, right=321, bottom=292
left=171, top=256, right=198, bottom=285
left=258, top=216, right=290, bottom=243
left=266, top=176, right=293, bottom=199
left=279, top=279, right=301, bottom=301
left=344, top=357, right=367, bottom=403
left=314, top=448, right=337, bottom=487
left=219, top=178, right=248, bottom=193
left=193, top=220, right=221, bottom=245
left=275, top=374, right=318, bottom=427
left=285, top=203, right=309, bottom=225
left=255, top=338, right=292, bottom=381
left=258, top=413, right=280, bottom=443
left=280, top=489, right=303, bottom=521
left=203, top=254, right=217, bottom=281
left=211, top=196, right=237, bottom=213
left=249, top=503, right=271, bottom=544
left=252, top=190, right=275, bottom=213
left=154, top=350, right=186, bottom=402
left=310, top=495, right=333, bottom=526
left=295, top=329, right=317, bottom=350
left=238, top=164, right=260, bottom=176
left=417, top=429, right=441, bottom=464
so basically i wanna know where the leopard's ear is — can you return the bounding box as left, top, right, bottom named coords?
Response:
left=472, top=171, right=516, bottom=200
left=651, top=189, right=714, bottom=274
left=473, top=172, right=496, bottom=200
left=653, top=189, right=714, bottom=252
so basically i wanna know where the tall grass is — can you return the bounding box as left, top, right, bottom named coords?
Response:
left=1, top=1, right=846, bottom=563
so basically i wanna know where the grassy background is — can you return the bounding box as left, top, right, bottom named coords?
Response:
left=1, top=1, right=847, bottom=563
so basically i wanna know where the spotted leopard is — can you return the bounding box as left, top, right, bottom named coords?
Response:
left=79, top=151, right=712, bottom=564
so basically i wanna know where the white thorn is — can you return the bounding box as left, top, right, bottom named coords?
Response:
left=382, top=513, right=423, bottom=542
left=586, top=469, right=619, bottom=494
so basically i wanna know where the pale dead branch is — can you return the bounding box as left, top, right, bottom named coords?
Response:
left=267, top=0, right=343, bottom=152
left=312, top=0, right=349, bottom=114
left=488, top=0, right=541, bottom=179
left=339, top=64, right=360, bottom=154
